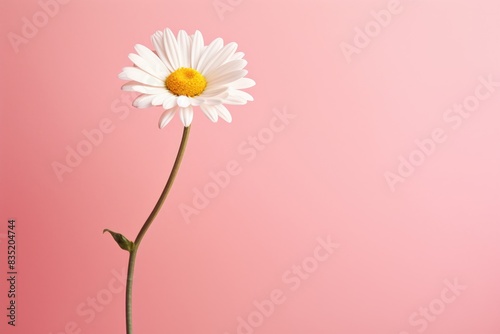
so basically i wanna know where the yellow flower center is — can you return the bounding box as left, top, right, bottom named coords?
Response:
left=165, top=67, right=207, bottom=97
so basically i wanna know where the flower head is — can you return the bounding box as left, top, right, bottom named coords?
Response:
left=119, top=29, right=255, bottom=128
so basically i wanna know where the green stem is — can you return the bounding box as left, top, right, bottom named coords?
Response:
left=125, top=125, right=191, bottom=334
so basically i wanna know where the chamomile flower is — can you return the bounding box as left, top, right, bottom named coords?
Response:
left=119, top=28, right=255, bottom=128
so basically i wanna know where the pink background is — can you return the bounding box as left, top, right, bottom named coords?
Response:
left=1, top=0, right=500, bottom=333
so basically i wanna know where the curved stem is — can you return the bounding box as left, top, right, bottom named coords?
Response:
left=125, top=126, right=191, bottom=334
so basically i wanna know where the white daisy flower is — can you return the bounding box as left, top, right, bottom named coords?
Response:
left=118, top=28, right=255, bottom=128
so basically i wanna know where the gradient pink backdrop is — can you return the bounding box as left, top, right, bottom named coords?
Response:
left=1, top=0, right=500, bottom=333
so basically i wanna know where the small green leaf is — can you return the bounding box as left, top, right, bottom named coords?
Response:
left=103, top=229, right=134, bottom=252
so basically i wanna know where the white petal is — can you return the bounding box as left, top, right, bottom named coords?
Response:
left=159, top=107, right=177, bottom=128
left=189, top=97, right=201, bottom=106
left=200, top=86, right=229, bottom=98
left=177, top=30, right=191, bottom=68
left=222, top=95, right=248, bottom=105
left=121, top=81, right=142, bottom=91
left=215, top=104, right=232, bottom=123
left=200, top=104, right=218, bottom=122
left=163, top=95, right=178, bottom=109
left=230, top=89, right=254, bottom=102
left=196, top=38, right=223, bottom=74
left=208, top=70, right=248, bottom=87
left=191, top=31, right=204, bottom=71
left=164, top=28, right=181, bottom=70
left=194, top=90, right=229, bottom=105
left=177, top=95, right=191, bottom=108
left=128, top=53, right=158, bottom=77
left=119, top=67, right=165, bottom=86
left=151, top=93, right=172, bottom=106
left=232, top=77, right=256, bottom=89
left=179, top=106, right=194, bottom=126
left=134, top=44, right=169, bottom=77
left=201, top=42, right=238, bottom=75
left=133, top=95, right=156, bottom=108
left=205, top=60, right=248, bottom=81
left=230, top=52, right=244, bottom=61
left=132, top=85, right=168, bottom=95
left=151, top=31, right=175, bottom=72
left=194, top=97, right=225, bottom=105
